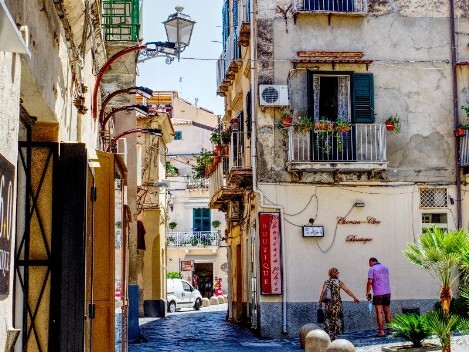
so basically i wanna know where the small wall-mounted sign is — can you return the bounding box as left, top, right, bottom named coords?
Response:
left=180, top=260, right=194, bottom=271
left=303, top=225, right=324, bottom=237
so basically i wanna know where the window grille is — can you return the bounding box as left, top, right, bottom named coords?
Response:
left=419, top=188, right=448, bottom=208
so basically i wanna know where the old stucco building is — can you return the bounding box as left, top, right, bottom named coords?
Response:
left=0, top=0, right=144, bottom=350
left=210, top=0, right=469, bottom=338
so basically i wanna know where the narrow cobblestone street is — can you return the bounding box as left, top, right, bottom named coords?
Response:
left=130, top=304, right=469, bottom=352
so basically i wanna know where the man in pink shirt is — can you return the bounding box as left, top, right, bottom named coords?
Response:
left=366, top=257, right=391, bottom=337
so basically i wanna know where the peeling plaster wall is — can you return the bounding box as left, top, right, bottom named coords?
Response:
left=6, top=0, right=100, bottom=145
left=253, top=0, right=469, bottom=183
left=0, top=52, right=20, bottom=352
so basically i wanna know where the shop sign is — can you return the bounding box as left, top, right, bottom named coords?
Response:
left=181, top=260, right=194, bottom=271
left=0, top=154, right=14, bottom=295
left=259, top=212, right=282, bottom=295
left=345, top=235, right=373, bottom=244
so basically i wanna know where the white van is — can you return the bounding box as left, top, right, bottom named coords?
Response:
left=167, top=278, right=203, bottom=313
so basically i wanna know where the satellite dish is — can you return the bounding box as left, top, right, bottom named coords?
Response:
left=221, top=262, right=228, bottom=272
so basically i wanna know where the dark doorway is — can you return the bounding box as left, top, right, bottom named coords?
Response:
left=194, top=262, right=213, bottom=298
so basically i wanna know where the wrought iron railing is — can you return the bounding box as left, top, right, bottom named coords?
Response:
left=102, top=0, right=140, bottom=42
left=293, top=0, right=368, bottom=13
left=288, top=124, right=386, bottom=163
left=216, top=33, right=242, bottom=88
left=460, top=134, right=469, bottom=167
left=187, top=178, right=210, bottom=189
left=167, top=231, right=221, bottom=247
left=230, top=131, right=249, bottom=169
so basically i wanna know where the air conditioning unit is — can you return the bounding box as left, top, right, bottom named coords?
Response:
left=259, top=85, right=289, bottom=106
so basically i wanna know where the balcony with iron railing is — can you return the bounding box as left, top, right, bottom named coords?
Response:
left=292, top=0, right=368, bottom=14
left=102, top=0, right=140, bottom=42
left=167, top=231, right=221, bottom=248
left=187, top=178, right=210, bottom=190
left=287, top=124, right=387, bottom=171
left=216, top=33, right=243, bottom=96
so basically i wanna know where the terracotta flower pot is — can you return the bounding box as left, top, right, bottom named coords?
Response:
left=215, top=145, right=223, bottom=152
left=282, top=116, right=293, bottom=128
left=385, top=122, right=395, bottom=131
left=454, top=127, right=465, bottom=137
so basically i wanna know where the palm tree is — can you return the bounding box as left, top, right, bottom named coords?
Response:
left=403, top=227, right=469, bottom=352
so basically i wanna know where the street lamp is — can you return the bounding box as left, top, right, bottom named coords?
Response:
left=99, top=86, right=153, bottom=127
left=106, top=128, right=162, bottom=153
left=163, top=6, right=195, bottom=59
left=92, top=6, right=195, bottom=121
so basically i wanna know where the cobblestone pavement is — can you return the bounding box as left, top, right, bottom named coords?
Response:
left=129, top=304, right=469, bottom=352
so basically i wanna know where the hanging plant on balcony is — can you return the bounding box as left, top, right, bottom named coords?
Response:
left=280, top=108, right=294, bottom=128
left=335, top=119, right=351, bottom=132
left=294, top=115, right=313, bottom=134
left=385, top=114, right=400, bottom=133
left=169, top=221, right=177, bottom=230
left=314, top=117, right=334, bottom=131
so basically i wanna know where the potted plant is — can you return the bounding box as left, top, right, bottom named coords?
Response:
left=210, top=132, right=223, bottom=152
left=169, top=221, right=177, bottom=230
left=212, top=220, right=221, bottom=229
left=385, top=114, right=400, bottom=133
left=382, top=313, right=437, bottom=351
left=280, top=108, right=294, bottom=128
left=294, top=115, right=313, bottom=134
left=335, top=119, right=351, bottom=132
left=221, top=130, right=230, bottom=145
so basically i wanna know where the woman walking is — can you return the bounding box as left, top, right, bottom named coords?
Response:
left=318, top=268, right=360, bottom=340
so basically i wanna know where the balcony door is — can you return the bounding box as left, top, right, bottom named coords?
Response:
left=192, top=208, right=211, bottom=232
left=310, top=74, right=354, bottom=161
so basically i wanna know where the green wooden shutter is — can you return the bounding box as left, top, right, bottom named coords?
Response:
left=352, top=73, right=374, bottom=123
left=193, top=208, right=211, bottom=232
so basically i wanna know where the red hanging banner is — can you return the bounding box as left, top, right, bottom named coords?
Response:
left=259, top=212, right=282, bottom=295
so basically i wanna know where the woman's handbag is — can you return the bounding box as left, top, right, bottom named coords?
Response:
left=316, top=308, right=325, bottom=324
left=321, top=283, right=332, bottom=303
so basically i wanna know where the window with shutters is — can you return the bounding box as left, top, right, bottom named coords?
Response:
left=193, top=208, right=211, bottom=232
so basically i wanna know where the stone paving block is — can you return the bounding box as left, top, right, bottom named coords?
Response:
left=299, top=323, right=321, bottom=348
left=305, top=329, right=330, bottom=352
left=210, top=296, right=219, bottom=305
left=327, top=339, right=355, bottom=352
left=202, top=297, right=210, bottom=307
left=217, top=295, right=225, bottom=304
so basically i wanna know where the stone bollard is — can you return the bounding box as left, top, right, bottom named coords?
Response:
left=202, top=298, right=210, bottom=307
left=305, top=329, right=330, bottom=352
left=217, top=296, right=225, bottom=304
left=210, top=296, right=219, bottom=305
left=223, top=294, right=228, bottom=301
left=326, top=339, right=355, bottom=352
left=299, top=323, right=321, bottom=348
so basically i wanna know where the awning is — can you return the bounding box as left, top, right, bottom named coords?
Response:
left=0, top=1, right=30, bottom=56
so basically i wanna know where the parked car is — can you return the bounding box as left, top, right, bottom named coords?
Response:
left=167, top=278, right=202, bottom=313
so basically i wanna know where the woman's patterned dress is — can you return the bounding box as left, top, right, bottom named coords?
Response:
left=324, top=278, right=344, bottom=337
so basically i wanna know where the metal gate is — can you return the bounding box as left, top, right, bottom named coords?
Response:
left=16, top=142, right=87, bottom=351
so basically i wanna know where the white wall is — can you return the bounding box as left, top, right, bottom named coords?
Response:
left=0, top=51, right=21, bottom=351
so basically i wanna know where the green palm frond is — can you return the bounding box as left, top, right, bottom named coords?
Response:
left=424, top=310, right=469, bottom=348
left=404, top=228, right=469, bottom=288
left=388, top=313, right=432, bottom=347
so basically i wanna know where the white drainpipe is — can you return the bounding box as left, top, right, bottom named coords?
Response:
left=249, top=0, right=288, bottom=335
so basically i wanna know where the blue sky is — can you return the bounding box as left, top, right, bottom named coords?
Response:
left=137, top=0, right=224, bottom=115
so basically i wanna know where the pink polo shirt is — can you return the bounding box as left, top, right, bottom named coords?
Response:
left=368, top=263, right=391, bottom=296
